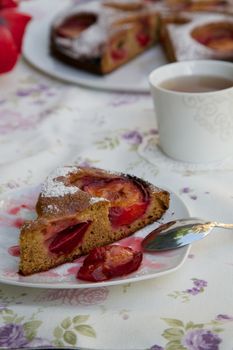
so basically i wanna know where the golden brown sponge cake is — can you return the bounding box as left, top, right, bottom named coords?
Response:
left=19, top=166, right=170, bottom=275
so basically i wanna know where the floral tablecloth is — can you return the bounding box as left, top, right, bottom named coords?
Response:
left=0, top=1, right=233, bottom=349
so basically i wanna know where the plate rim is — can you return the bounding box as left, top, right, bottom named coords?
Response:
left=0, top=246, right=191, bottom=289
left=0, top=188, right=191, bottom=289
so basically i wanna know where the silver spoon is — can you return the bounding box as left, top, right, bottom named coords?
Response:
left=142, top=218, right=233, bottom=252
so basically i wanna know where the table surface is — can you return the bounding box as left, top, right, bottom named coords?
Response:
left=0, top=1, right=233, bottom=349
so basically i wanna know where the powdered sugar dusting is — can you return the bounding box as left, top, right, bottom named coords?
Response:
left=89, top=196, right=109, bottom=204
left=168, top=13, right=233, bottom=61
left=46, top=204, right=59, bottom=212
left=53, top=1, right=110, bottom=58
left=41, top=166, right=79, bottom=198
left=53, top=0, right=156, bottom=58
left=71, top=25, right=107, bottom=58
left=41, top=166, right=109, bottom=202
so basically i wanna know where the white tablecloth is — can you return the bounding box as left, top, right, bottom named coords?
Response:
left=0, top=1, right=233, bottom=349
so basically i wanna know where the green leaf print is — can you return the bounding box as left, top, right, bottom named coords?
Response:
left=95, top=136, right=119, bottom=150
left=23, top=320, right=42, bottom=341
left=14, top=316, right=25, bottom=323
left=75, top=324, right=96, bottom=338
left=162, top=318, right=184, bottom=328
left=53, top=339, right=65, bottom=347
left=3, top=309, right=14, bottom=315
left=64, top=330, right=77, bottom=345
left=163, top=328, right=184, bottom=341
left=73, top=315, right=89, bottom=324
left=2, top=316, right=15, bottom=323
left=53, top=314, right=96, bottom=345
left=212, top=328, right=224, bottom=333
left=61, top=317, right=72, bottom=329
left=53, top=326, right=63, bottom=338
left=185, top=322, right=204, bottom=330
left=23, top=320, right=42, bottom=331
left=165, top=340, right=186, bottom=350
left=26, top=329, right=37, bottom=341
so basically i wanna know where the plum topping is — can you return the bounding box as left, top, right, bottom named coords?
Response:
left=109, top=202, right=148, bottom=226
left=136, top=17, right=151, bottom=47
left=191, top=23, right=233, bottom=52
left=110, top=38, right=127, bottom=61
left=83, top=177, right=150, bottom=227
left=49, top=221, right=91, bottom=255
left=136, top=32, right=151, bottom=47
left=56, top=13, right=97, bottom=38
left=77, top=245, right=142, bottom=282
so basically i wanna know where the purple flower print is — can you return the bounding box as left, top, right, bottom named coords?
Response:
left=169, top=278, right=208, bottom=301
left=16, top=84, right=49, bottom=97
left=0, top=324, right=28, bottom=348
left=190, top=195, right=197, bottom=200
left=181, top=187, right=191, bottom=193
left=109, top=93, right=138, bottom=107
left=122, top=131, right=143, bottom=145
left=16, top=89, right=31, bottom=97
left=187, top=287, right=202, bottom=296
left=78, top=160, right=92, bottom=168
left=0, top=110, right=24, bottom=133
left=216, top=314, right=233, bottom=322
left=193, top=279, right=207, bottom=288
left=182, top=329, right=221, bottom=350
left=186, top=279, right=207, bottom=296
left=149, top=128, right=159, bottom=135
left=37, top=83, right=49, bottom=91
left=180, top=187, right=198, bottom=200
left=0, top=107, right=52, bottom=134
left=150, top=345, right=164, bottom=350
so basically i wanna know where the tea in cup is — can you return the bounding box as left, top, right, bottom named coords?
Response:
left=149, top=60, right=233, bottom=163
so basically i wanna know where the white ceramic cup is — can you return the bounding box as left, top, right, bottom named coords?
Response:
left=149, top=60, right=233, bottom=163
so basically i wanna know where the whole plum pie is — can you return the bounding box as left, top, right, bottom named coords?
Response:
left=50, top=0, right=233, bottom=73
left=19, top=166, right=170, bottom=276
left=50, top=1, right=160, bottom=75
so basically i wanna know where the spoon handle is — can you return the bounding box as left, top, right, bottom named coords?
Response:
left=214, top=222, right=233, bottom=229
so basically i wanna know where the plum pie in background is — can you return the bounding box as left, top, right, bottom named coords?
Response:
left=50, top=0, right=233, bottom=75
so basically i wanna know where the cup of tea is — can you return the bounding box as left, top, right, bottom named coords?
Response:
left=149, top=60, right=233, bottom=163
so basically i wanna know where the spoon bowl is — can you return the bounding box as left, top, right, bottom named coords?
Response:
left=142, top=218, right=233, bottom=252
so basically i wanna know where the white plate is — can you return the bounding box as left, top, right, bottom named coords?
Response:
left=23, top=0, right=167, bottom=93
left=0, top=186, right=190, bottom=289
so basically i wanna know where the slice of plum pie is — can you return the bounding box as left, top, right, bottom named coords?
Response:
left=19, top=166, right=170, bottom=275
